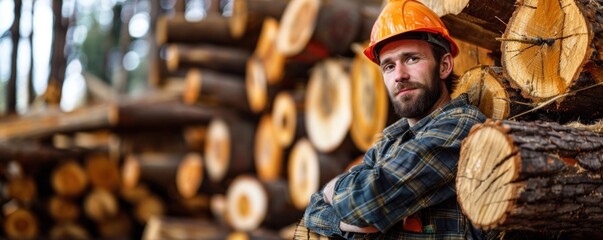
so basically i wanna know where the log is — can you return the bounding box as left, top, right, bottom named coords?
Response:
left=305, top=59, right=352, bottom=153
left=84, top=188, right=119, bottom=222
left=452, top=37, right=497, bottom=76
left=349, top=46, right=390, bottom=151
left=254, top=18, right=286, bottom=84
left=254, top=114, right=285, bottom=181
left=356, top=2, right=382, bottom=42
left=85, top=153, right=120, bottom=191
left=204, top=116, right=255, bottom=182
left=119, top=129, right=194, bottom=154
left=3, top=208, right=39, bottom=239
left=0, top=140, right=81, bottom=164
left=142, top=216, right=229, bottom=240
left=156, top=14, right=258, bottom=49
left=52, top=160, right=88, bottom=197
left=165, top=44, right=251, bottom=74
left=276, top=0, right=360, bottom=60
left=49, top=223, right=90, bottom=240
left=97, top=212, right=133, bottom=239
left=457, top=119, right=603, bottom=232
left=134, top=194, right=165, bottom=223
left=245, top=56, right=273, bottom=113
left=451, top=65, right=530, bottom=120
left=210, top=194, right=227, bottom=225
left=226, top=176, right=303, bottom=230
left=419, top=0, right=516, bottom=51
left=230, top=0, right=289, bottom=38
left=7, top=176, right=36, bottom=204
left=501, top=0, right=603, bottom=120
left=48, top=196, right=80, bottom=222
left=271, top=90, right=305, bottom=148
left=227, top=229, right=283, bottom=240
left=121, top=152, right=204, bottom=199
left=183, top=68, right=250, bottom=112
left=288, top=138, right=347, bottom=210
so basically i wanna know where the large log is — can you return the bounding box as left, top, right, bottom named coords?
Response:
left=183, top=68, right=250, bottom=112
left=230, top=0, right=289, bottom=38
left=156, top=14, right=258, bottom=49
left=48, top=196, right=80, bottom=222
left=276, top=0, right=360, bottom=61
left=271, top=90, right=305, bottom=148
left=0, top=141, right=81, bottom=164
left=254, top=114, right=285, bottom=181
left=86, top=153, right=121, bottom=191
left=452, top=37, right=497, bottom=76
left=84, top=188, right=119, bottom=222
left=51, top=160, right=88, bottom=198
left=165, top=44, right=251, bottom=74
left=288, top=138, right=347, bottom=210
left=3, top=208, right=39, bottom=239
left=457, top=119, right=603, bottom=232
left=451, top=65, right=530, bottom=120
left=245, top=56, right=276, bottom=113
left=419, top=0, right=516, bottom=51
left=349, top=46, right=390, bottom=151
left=204, top=116, right=255, bottom=183
left=305, top=59, right=352, bottom=153
left=501, top=0, right=603, bottom=120
left=6, top=176, right=36, bottom=204
left=254, top=18, right=286, bottom=84
left=226, top=176, right=303, bottom=230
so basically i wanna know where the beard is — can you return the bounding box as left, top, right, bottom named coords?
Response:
left=389, top=70, right=442, bottom=119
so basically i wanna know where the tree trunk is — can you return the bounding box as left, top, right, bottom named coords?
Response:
left=457, top=119, right=603, bottom=232
left=148, top=0, right=165, bottom=87
left=156, top=14, right=258, bottom=49
left=183, top=68, right=249, bottom=112
left=47, top=0, right=68, bottom=105
left=305, top=59, right=352, bottom=153
left=254, top=114, right=285, bottom=181
left=451, top=65, right=531, bottom=120
left=349, top=47, right=390, bottom=151
left=7, top=0, right=22, bottom=114
left=419, top=0, right=516, bottom=52
left=230, top=0, right=289, bottom=39
left=0, top=141, right=82, bottom=164
left=226, top=176, right=303, bottom=230
left=272, top=90, right=306, bottom=148
left=277, top=0, right=360, bottom=61
left=165, top=44, right=251, bottom=74
left=204, top=116, right=255, bottom=183
left=501, top=0, right=603, bottom=121
left=288, top=138, right=347, bottom=210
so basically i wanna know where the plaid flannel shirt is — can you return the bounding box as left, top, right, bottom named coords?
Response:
left=301, top=94, right=487, bottom=239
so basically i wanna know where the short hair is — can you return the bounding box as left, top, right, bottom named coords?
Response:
left=429, top=42, right=458, bottom=93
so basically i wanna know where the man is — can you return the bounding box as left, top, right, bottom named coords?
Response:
left=297, top=0, right=487, bottom=239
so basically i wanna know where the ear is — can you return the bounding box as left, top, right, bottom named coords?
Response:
left=439, top=53, right=454, bottom=80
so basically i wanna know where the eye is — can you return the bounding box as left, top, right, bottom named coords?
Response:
left=381, top=63, right=395, bottom=72
left=406, top=56, right=419, bottom=64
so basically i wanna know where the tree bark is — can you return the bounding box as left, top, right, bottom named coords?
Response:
left=7, top=0, right=22, bottom=114
left=183, top=68, right=249, bottom=112
left=277, top=0, right=360, bottom=61
left=230, top=0, right=289, bottom=39
left=501, top=0, right=603, bottom=121
left=47, top=0, right=68, bottom=105
left=165, top=44, right=251, bottom=74
left=457, top=119, right=603, bottom=232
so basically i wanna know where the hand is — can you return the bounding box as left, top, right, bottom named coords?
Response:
left=339, top=221, right=379, bottom=233
left=322, top=177, right=338, bottom=205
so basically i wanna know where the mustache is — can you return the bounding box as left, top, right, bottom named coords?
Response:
left=392, top=82, right=425, bottom=93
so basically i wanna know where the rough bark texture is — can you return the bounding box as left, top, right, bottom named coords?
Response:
left=457, top=119, right=603, bottom=232
left=165, top=44, right=251, bottom=75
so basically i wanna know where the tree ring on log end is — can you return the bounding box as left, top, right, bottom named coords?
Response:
left=452, top=66, right=510, bottom=120
left=277, top=0, right=320, bottom=56
left=205, top=118, right=231, bottom=182
left=230, top=0, right=248, bottom=38
left=288, top=139, right=320, bottom=209
left=254, top=115, right=283, bottom=181
left=176, top=153, right=203, bottom=199
left=272, top=92, right=298, bottom=147
left=246, top=57, right=268, bottom=113
left=183, top=69, right=202, bottom=104
left=226, top=176, right=268, bottom=231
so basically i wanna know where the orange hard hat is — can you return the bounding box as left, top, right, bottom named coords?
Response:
left=363, top=0, right=458, bottom=64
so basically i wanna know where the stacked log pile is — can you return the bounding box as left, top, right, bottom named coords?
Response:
left=2, top=0, right=578, bottom=239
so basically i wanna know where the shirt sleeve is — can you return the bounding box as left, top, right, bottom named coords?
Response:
left=301, top=188, right=344, bottom=237
left=330, top=114, right=481, bottom=232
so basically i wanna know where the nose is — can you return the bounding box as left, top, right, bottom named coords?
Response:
left=393, top=63, right=410, bottom=82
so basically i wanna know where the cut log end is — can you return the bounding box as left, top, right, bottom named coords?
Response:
left=272, top=92, right=298, bottom=147
left=350, top=48, right=388, bottom=151
left=122, top=155, right=140, bottom=189
left=226, top=176, right=267, bottom=231
left=256, top=18, right=286, bottom=84
left=457, top=122, right=519, bottom=229
left=49, top=196, right=80, bottom=222
left=165, top=45, right=180, bottom=72
left=230, top=0, right=248, bottom=38
left=84, top=188, right=119, bottom=222
left=254, top=115, right=283, bottom=181
left=52, top=161, right=88, bottom=197
left=176, top=153, right=204, bottom=199
left=306, top=60, right=352, bottom=153
left=135, top=195, right=165, bottom=223
left=288, top=139, right=320, bottom=210
left=86, top=154, right=121, bottom=191
left=452, top=66, right=510, bottom=120
left=4, top=209, right=39, bottom=239
left=205, top=118, right=231, bottom=182
left=246, top=57, right=269, bottom=113
left=183, top=69, right=202, bottom=104
left=7, top=177, right=37, bottom=203
left=502, top=0, right=590, bottom=99
left=418, top=0, right=470, bottom=16
left=277, top=0, right=320, bottom=56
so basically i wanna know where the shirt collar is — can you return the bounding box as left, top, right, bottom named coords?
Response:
left=382, top=94, right=470, bottom=140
